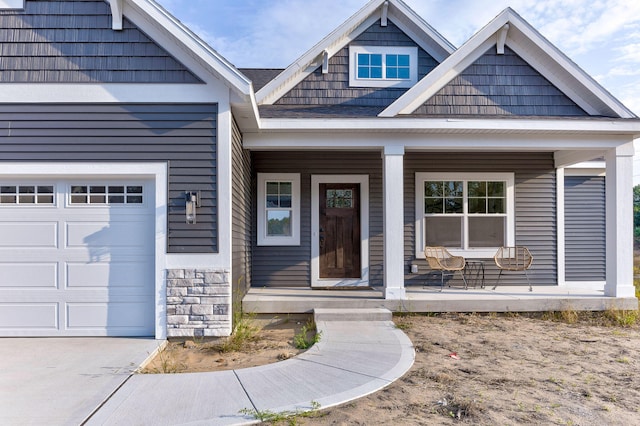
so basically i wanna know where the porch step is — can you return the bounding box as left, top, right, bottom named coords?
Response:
left=314, top=308, right=392, bottom=322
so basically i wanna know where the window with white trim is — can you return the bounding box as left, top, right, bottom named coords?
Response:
left=415, top=173, right=515, bottom=258
left=257, top=173, right=300, bottom=246
left=349, top=46, right=417, bottom=88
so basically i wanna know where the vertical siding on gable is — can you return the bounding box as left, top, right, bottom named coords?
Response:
left=0, top=103, right=217, bottom=253
left=404, top=152, right=557, bottom=287
left=275, top=19, right=438, bottom=108
left=0, top=0, right=201, bottom=83
left=565, top=176, right=606, bottom=281
left=413, top=47, right=588, bottom=116
left=251, top=151, right=383, bottom=287
left=231, top=117, right=252, bottom=304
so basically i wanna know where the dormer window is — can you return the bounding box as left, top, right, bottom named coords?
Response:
left=349, top=46, right=417, bottom=88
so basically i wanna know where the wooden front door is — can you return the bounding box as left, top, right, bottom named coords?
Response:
left=319, top=183, right=361, bottom=278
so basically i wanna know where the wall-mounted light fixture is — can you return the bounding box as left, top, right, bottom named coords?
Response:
left=185, top=191, right=199, bottom=224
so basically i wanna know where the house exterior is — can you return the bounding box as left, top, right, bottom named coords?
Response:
left=0, top=0, right=637, bottom=339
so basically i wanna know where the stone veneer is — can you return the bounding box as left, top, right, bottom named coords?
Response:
left=166, top=269, right=231, bottom=338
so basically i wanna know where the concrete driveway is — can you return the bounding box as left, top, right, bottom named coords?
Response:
left=0, top=337, right=161, bottom=426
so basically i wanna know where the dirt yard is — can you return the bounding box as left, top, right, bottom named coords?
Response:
left=142, top=311, right=640, bottom=425
left=140, top=316, right=313, bottom=374
left=306, top=312, right=640, bottom=425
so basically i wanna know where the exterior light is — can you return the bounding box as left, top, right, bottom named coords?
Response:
left=185, top=191, right=199, bottom=224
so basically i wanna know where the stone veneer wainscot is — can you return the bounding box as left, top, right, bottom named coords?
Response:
left=166, top=269, right=231, bottom=337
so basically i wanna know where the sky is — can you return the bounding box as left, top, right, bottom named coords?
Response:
left=155, top=0, right=640, bottom=184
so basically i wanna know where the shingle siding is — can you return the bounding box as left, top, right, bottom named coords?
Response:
left=565, top=176, right=606, bottom=281
left=413, top=47, right=588, bottom=116
left=274, top=19, right=438, bottom=109
left=405, top=152, right=557, bottom=287
left=0, top=103, right=218, bottom=253
left=0, top=0, right=201, bottom=83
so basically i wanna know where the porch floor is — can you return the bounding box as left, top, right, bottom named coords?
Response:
left=243, top=285, right=638, bottom=314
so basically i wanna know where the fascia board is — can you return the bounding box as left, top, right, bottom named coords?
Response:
left=256, top=0, right=385, bottom=105
left=380, top=12, right=510, bottom=117
left=128, top=0, right=252, bottom=98
left=258, top=117, right=640, bottom=135
left=231, top=91, right=262, bottom=131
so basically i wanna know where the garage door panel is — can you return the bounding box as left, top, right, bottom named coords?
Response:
left=0, top=262, right=58, bottom=288
left=66, top=301, right=154, bottom=332
left=66, top=220, right=150, bottom=251
left=0, top=222, right=58, bottom=247
left=0, top=303, right=58, bottom=329
left=66, top=260, right=153, bottom=289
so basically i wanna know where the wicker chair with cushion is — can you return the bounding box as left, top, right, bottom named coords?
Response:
left=424, top=246, right=468, bottom=291
left=493, top=246, right=533, bottom=291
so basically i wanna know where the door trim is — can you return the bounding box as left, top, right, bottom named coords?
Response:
left=311, top=175, right=369, bottom=287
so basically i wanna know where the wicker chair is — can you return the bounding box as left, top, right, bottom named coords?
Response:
left=424, top=246, right=468, bottom=291
left=493, top=246, right=533, bottom=291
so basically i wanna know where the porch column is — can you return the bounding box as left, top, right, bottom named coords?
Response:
left=382, top=145, right=406, bottom=299
left=604, top=142, right=635, bottom=297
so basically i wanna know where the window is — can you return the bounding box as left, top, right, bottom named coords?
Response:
left=69, top=185, right=144, bottom=205
left=415, top=173, right=514, bottom=258
left=349, top=46, right=417, bottom=88
left=257, top=173, right=300, bottom=246
left=0, top=185, right=54, bottom=205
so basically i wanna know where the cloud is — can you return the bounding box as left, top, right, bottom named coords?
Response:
left=188, top=0, right=365, bottom=67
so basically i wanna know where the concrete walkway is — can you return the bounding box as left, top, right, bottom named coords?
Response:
left=0, top=337, right=162, bottom=426
left=88, top=308, right=415, bottom=425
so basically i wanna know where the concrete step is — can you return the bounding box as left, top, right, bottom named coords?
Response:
left=314, top=308, right=392, bottom=322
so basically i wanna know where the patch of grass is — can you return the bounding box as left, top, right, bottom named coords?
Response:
left=540, top=306, right=579, bottom=324
left=603, top=307, right=639, bottom=327
left=435, top=395, right=482, bottom=420
left=293, top=319, right=321, bottom=350
left=218, top=313, right=260, bottom=353
left=146, top=345, right=185, bottom=374
left=240, top=401, right=322, bottom=424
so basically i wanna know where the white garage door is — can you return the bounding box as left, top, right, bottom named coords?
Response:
left=0, top=179, right=155, bottom=336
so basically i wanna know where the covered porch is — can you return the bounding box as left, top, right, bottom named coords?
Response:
left=243, top=285, right=638, bottom=314
left=242, top=120, right=639, bottom=307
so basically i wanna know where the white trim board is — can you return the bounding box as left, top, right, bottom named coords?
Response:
left=311, top=175, right=370, bottom=288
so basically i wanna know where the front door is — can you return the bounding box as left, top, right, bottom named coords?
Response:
left=319, top=183, right=361, bottom=278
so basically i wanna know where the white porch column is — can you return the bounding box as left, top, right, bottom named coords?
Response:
left=605, top=142, right=635, bottom=297
left=382, top=145, right=406, bottom=299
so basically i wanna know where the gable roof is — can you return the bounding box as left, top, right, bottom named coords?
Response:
left=380, top=8, right=636, bottom=119
left=0, top=0, right=201, bottom=84
left=255, top=0, right=455, bottom=105
left=119, top=0, right=259, bottom=128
